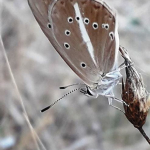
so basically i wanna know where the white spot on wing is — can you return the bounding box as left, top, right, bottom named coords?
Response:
left=74, top=3, right=97, bottom=65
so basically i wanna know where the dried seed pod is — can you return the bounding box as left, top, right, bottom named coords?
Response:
left=120, top=46, right=150, bottom=128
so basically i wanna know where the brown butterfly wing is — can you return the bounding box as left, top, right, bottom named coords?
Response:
left=28, top=0, right=119, bottom=88
left=78, top=0, right=119, bottom=73
left=28, top=0, right=55, bottom=46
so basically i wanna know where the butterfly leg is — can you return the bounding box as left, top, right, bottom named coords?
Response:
left=118, top=61, right=134, bottom=71
left=106, top=93, right=128, bottom=106
left=113, top=61, right=130, bottom=73
left=105, top=91, right=126, bottom=113
left=118, top=62, right=125, bottom=70
left=108, top=97, right=125, bottom=113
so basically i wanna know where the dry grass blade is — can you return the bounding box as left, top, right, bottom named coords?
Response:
left=120, top=46, right=150, bottom=144
left=0, top=0, right=47, bottom=149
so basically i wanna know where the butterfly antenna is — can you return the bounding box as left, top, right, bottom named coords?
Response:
left=59, top=83, right=85, bottom=89
left=41, top=88, right=80, bottom=112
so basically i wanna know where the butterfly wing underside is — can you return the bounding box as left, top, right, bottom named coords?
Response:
left=28, top=0, right=119, bottom=88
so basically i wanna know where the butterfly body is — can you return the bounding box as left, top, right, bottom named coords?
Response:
left=80, top=69, right=121, bottom=98
left=28, top=0, right=121, bottom=99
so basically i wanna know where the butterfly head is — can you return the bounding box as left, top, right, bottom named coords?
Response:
left=80, top=85, right=98, bottom=98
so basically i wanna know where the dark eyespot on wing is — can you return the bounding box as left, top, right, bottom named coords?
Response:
left=92, top=22, right=98, bottom=29
left=68, top=17, right=73, bottom=23
left=109, top=32, right=114, bottom=40
left=65, top=30, right=71, bottom=36
left=84, top=18, right=90, bottom=24
left=102, top=23, right=109, bottom=30
left=105, top=24, right=109, bottom=30
left=80, top=62, right=86, bottom=68
left=64, top=42, right=70, bottom=49
left=47, top=23, right=51, bottom=29
left=76, top=16, right=80, bottom=21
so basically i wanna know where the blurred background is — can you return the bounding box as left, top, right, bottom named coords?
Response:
left=1, top=0, right=150, bottom=150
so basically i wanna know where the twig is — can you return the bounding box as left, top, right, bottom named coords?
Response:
left=138, top=127, right=150, bottom=145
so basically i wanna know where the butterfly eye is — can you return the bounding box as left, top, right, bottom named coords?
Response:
left=68, top=17, right=73, bottom=23
left=64, top=42, right=70, bottom=49
left=102, top=24, right=109, bottom=30
left=84, top=18, right=90, bottom=24
left=65, top=30, right=71, bottom=36
left=76, top=17, right=80, bottom=21
left=81, top=62, right=86, bottom=68
left=109, top=32, right=114, bottom=40
left=92, top=22, right=98, bottom=29
left=47, top=23, right=51, bottom=29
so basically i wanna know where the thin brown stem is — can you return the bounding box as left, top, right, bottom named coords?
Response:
left=138, top=127, right=150, bottom=145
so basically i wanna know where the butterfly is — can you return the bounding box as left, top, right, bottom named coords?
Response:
left=28, top=0, right=123, bottom=111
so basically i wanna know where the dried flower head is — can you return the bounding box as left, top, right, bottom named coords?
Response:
left=120, top=46, right=150, bottom=128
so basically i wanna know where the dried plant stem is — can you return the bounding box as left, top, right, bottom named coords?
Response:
left=138, top=127, right=150, bottom=145
left=0, top=1, right=47, bottom=149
